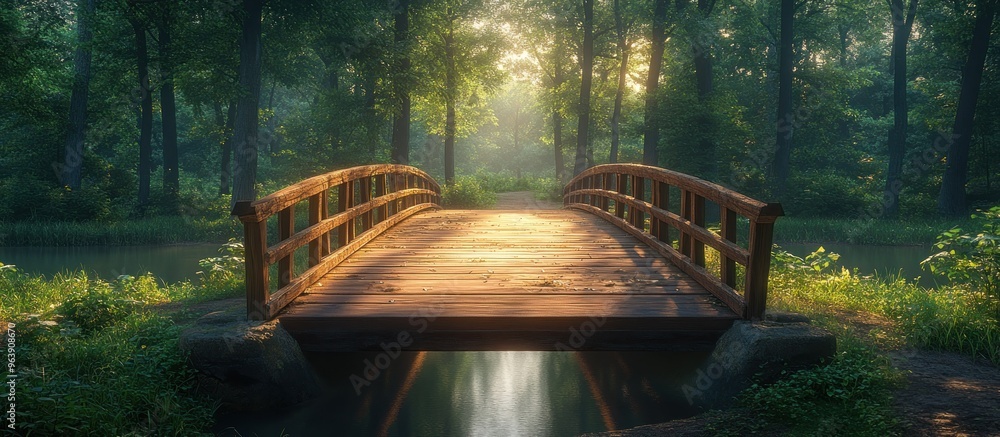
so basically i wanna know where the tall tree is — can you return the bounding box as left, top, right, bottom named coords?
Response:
left=609, top=0, right=634, bottom=164
left=231, top=0, right=263, bottom=209
left=883, top=0, right=918, bottom=217
left=938, top=0, right=996, bottom=216
left=772, top=0, right=794, bottom=198
left=216, top=101, right=236, bottom=195
left=573, top=0, right=594, bottom=175
left=158, top=5, right=179, bottom=203
left=642, top=0, right=668, bottom=166
left=61, top=0, right=96, bottom=190
left=128, top=8, right=153, bottom=207
left=391, top=0, right=412, bottom=164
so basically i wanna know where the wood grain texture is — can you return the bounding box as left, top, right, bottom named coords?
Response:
left=279, top=209, right=739, bottom=350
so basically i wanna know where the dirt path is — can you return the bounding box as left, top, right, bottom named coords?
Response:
left=891, top=350, right=1000, bottom=436
left=493, top=191, right=562, bottom=210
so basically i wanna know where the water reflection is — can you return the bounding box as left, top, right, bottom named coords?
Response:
left=215, top=351, right=709, bottom=436
left=0, top=244, right=219, bottom=283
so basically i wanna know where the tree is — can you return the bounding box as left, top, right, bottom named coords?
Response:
left=609, top=0, right=636, bottom=164
left=158, top=4, right=179, bottom=203
left=61, top=0, right=96, bottom=190
left=127, top=5, right=153, bottom=207
left=413, top=0, right=504, bottom=185
left=642, top=0, right=668, bottom=166
left=391, top=0, right=412, bottom=164
left=772, top=0, right=793, bottom=198
left=231, top=0, right=263, bottom=209
left=572, top=0, right=594, bottom=175
left=938, top=0, right=996, bottom=216
left=883, top=0, right=918, bottom=217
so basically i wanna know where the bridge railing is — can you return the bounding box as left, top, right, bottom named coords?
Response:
left=564, top=164, right=783, bottom=320
left=233, top=164, right=441, bottom=320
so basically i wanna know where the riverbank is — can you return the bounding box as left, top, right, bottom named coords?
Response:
left=0, top=216, right=238, bottom=246
left=773, top=216, right=973, bottom=245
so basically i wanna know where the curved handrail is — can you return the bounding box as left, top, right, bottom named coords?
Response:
left=234, top=164, right=442, bottom=320
left=563, top=164, right=783, bottom=320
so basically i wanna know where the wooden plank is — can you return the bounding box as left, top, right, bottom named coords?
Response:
left=567, top=204, right=747, bottom=317
left=239, top=164, right=441, bottom=222
left=305, top=281, right=708, bottom=295
left=265, top=188, right=435, bottom=265
left=264, top=203, right=438, bottom=317
left=278, top=207, right=294, bottom=287
left=568, top=188, right=749, bottom=266
left=283, top=295, right=735, bottom=320
left=308, top=192, right=322, bottom=267
left=565, top=164, right=783, bottom=223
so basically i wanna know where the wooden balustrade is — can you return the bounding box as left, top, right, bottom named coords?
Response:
left=564, top=164, right=783, bottom=320
left=232, top=164, right=442, bottom=320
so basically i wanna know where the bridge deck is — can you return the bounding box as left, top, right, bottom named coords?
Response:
left=279, top=210, right=739, bottom=351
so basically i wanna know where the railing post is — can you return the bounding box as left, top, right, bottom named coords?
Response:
left=745, top=220, right=776, bottom=320
left=376, top=174, right=387, bottom=224
left=692, top=194, right=705, bottom=267
left=616, top=173, right=627, bottom=219
left=680, top=189, right=692, bottom=257
left=338, top=181, right=354, bottom=246
left=239, top=212, right=269, bottom=321
left=632, top=176, right=645, bottom=230
left=360, top=177, right=372, bottom=230
left=720, top=207, right=738, bottom=287
left=308, top=192, right=323, bottom=267
left=598, top=173, right=610, bottom=211
left=278, top=207, right=294, bottom=287
left=653, top=181, right=669, bottom=243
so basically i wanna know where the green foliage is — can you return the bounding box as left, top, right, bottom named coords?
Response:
left=0, top=269, right=216, bottom=435
left=442, top=176, right=497, bottom=209
left=737, top=342, right=902, bottom=436
left=773, top=216, right=974, bottom=245
left=0, top=216, right=237, bottom=246
left=197, top=238, right=245, bottom=293
left=770, top=246, right=1000, bottom=364
left=921, top=206, right=1000, bottom=300
left=785, top=171, right=875, bottom=217
left=772, top=245, right=841, bottom=273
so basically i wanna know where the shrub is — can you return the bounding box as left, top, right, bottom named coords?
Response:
left=921, top=206, right=1000, bottom=301
left=442, top=176, right=497, bottom=209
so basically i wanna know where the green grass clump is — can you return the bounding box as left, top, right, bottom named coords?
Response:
left=769, top=246, right=1000, bottom=364
left=442, top=176, right=497, bottom=209
left=732, top=340, right=903, bottom=436
left=0, top=242, right=244, bottom=435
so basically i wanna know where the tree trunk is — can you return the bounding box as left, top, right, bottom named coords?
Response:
left=231, top=0, right=263, bottom=210
left=131, top=16, right=152, bottom=207
left=216, top=101, right=236, bottom=195
left=938, top=0, right=995, bottom=216
left=574, top=0, right=594, bottom=176
left=390, top=0, right=411, bottom=165
left=642, top=0, right=668, bottom=167
left=553, top=110, right=564, bottom=181
left=694, top=0, right=715, bottom=179
left=444, top=22, right=457, bottom=185
left=61, top=0, right=95, bottom=190
left=883, top=0, right=917, bottom=218
left=772, top=0, right=794, bottom=199
left=159, top=12, right=179, bottom=204
left=610, top=0, right=629, bottom=164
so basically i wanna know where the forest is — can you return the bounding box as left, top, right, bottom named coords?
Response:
left=1, top=0, right=997, bottom=224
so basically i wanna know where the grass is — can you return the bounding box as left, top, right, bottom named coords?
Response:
left=0, top=247, right=243, bottom=435
left=703, top=244, right=999, bottom=435
left=774, top=216, right=976, bottom=246
left=0, top=216, right=239, bottom=246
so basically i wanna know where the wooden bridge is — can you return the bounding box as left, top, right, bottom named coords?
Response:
left=232, top=164, right=783, bottom=351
